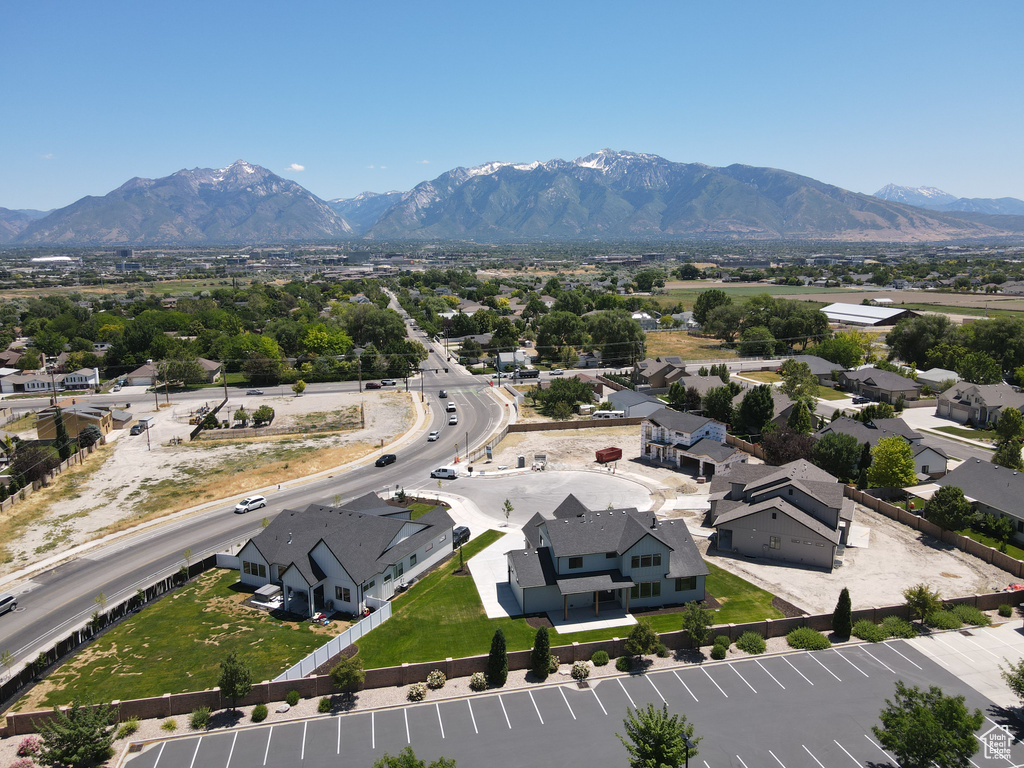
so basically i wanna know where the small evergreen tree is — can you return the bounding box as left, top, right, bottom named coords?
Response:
left=530, top=627, right=550, bottom=680
left=218, top=652, right=253, bottom=710
left=37, top=700, right=118, bottom=767
left=832, top=587, right=853, bottom=639
left=486, top=628, right=508, bottom=687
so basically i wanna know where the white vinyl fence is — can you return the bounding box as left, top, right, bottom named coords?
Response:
left=274, top=600, right=392, bottom=681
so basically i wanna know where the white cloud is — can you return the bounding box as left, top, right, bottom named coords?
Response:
left=287, top=163, right=305, bottom=172
left=417, top=160, right=430, bottom=164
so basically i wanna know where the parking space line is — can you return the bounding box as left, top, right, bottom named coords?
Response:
left=301, top=722, right=307, bottom=760
left=806, top=651, right=842, bottom=681
left=498, top=694, right=512, bottom=729
left=559, top=687, right=577, bottom=719
left=865, top=734, right=898, bottom=765
left=187, top=737, right=202, bottom=768
left=436, top=703, right=446, bottom=738
left=884, top=642, right=922, bottom=670
left=782, top=656, right=813, bottom=685
left=405, top=709, right=410, bottom=743
left=731, top=663, right=757, bottom=692
left=859, top=646, right=894, bottom=673
left=832, top=648, right=869, bottom=677
left=702, top=667, right=728, bottom=697
left=591, top=688, right=608, bottom=715
left=529, top=691, right=544, bottom=724
left=336, top=718, right=340, bottom=754
left=769, top=748, right=787, bottom=767
left=263, top=727, right=273, bottom=766
left=467, top=700, right=478, bottom=734
left=833, top=739, right=860, bottom=765
left=227, top=732, right=238, bottom=768
left=673, top=670, right=699, bottom=701
left=153, top=742, right=165, bottom=767
left=755, top=659, right=785, bottom=689
left=618, top=678, right=638, bottom=707
left=647, top=675, right=667, bottom=703
left=802, top=744, right=826, bottom=767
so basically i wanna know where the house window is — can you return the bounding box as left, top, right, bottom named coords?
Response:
left=335, top=587, right=351, bottom=602
left=410, top=554, right=417, bottom=567
left=568, top=557, right=583, bottom=569
left=675, top=576, right=697, bottom=591
left=769, top=536, right=781, bottom=550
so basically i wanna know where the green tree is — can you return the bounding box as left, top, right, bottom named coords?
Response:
left=832, top=587, right=852, bottom=639
left=702, top=386, right=734, bottom=425
left=371, top=746, right=456, bottom=768
left=779, top=359, right=819, bottom=401
left=786, top=400, right=813, bottom=434
left=903, top=583, right=942, bottom=627
left=680, top=602, right=713, bottom=648
left=329, top=655, right=365, bottom=691
left=993, top=440, right=1024, bottom=470
left=926, top=485, right=976, bottom=531
left=811, top=432, right=860, bottom=481
left=737, top=385, right=775, bottom=435
left=872, top=682, right=983, bottom=768
left=37, top=700, right=118, bottom=768
left=693, top=288, right=731, bottom=325
left=218, top=652, right=253, bottom=710
left=867, top=436, right=916, bottom=489
left=486, top=628, right=508, bottom=687
left=618, top=703, right=700, bottom=768
left=623, top=618, right=660, bottom=658
left=530, top=627, right=550, bottom=680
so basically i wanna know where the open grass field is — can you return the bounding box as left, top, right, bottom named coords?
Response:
left=645, top=331, right=739, bottom=362
left=18, top=569, right=334, bottom=711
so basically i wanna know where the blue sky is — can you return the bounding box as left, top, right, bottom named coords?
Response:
left=2, top=1, right=1022, bottom=210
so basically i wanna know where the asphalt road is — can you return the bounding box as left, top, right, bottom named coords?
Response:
left=122, top=636, right=1024, bottom=768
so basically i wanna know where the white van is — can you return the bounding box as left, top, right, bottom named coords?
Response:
left=593, top=410, right=625, bottom=419
left=431, top=467, right=458, bottom=479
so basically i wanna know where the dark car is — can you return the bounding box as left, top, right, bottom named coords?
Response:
left=453, top=526, right=470, bottom=547
left=375, top=453, right=397, bottom=467
left=365, top=382, right=382, bottom=389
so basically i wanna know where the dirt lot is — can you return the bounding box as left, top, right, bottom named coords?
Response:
left=0, top=390, right=414, bottom=578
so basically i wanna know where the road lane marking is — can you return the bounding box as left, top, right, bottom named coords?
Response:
left=832, top=648, right=869, bottom=677
left=833, top=739, right=860, bottom=765
left=436, top=703, right=445, bottom=738
left=618, top=678, right=637, bottom=707
left=674, top=669, right=699, bottom=701
left=755, top=659, right=785, bottom=689
left=301, top=721, right=307, bottom=760
left=263, top=726, right=273, bottom=766
left=647, top=675, right=667, bottom=703
left=498, top=694, right=512, bottom=728
left=153, top=742, right=165, bottom=767
left=702, top=667, right=728, bottom=697
left=806, top=651, right=841, bottom=681
left=859, top=646, right=894, bottom=673
left=528, top=691, right=544, bottom=724
left=865, top=734, right=901, bottom=766
left=782, top=656, right=813, bottom=685
left=467, top=700, right=478, bottom=733
left=559, top=686, right=577, bottom=719
left=731, top=663, right=757, bottom=692
left=405, top=709, right=410, bottom=743
left=802, top=744, right=826, bottom=767
left=884, top=642, right=922, bottom=669
left=769, top=748, right=787, bottom=766
left=591, top=688, right=608, bottom=715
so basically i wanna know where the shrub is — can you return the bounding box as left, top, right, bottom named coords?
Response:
left=571, top=661, right=590, bottom=680
left=852, top=619, right=887, bottom=643
left=948, top=603, right=991, bottom=627
left=407, top=683, right=427, bottom=701
left=879, top=615, right=916, bottom=639
left=318, top=697, right=332, bottom=713
left=999, top=603, right=1014, bottom=618
left=548, top=654, right=559, bottom=674
left=16, top=736, right=41, bottom=757
left=714, top=634, right=731, bottom=649
left=426, top=669, right=446, bottom=689
left=251, top=704, right=268, bottom=723
left=615, top=656, right=632, bottom=672
left=285, top=690, right=300, bottom=707
left=736, top=631, right=766, bottom=655
left=591, top=650, right=609, bottom=666
left=116, top=717, right=140, bottom=740
left=469, top=672, right=487, bottom=691
left=710, top=644, right=727, bottom=660
left=189, top=707, right=210, bottom=730
left=655, top=643, right=670, bottom=658
left=161, top=719, right=177, bottom=732
left=925, top=610, right=963, bottom=630
left=786, top=627, right=831, bottom=650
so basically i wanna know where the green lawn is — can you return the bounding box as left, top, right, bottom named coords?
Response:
left=31, top=569, right=332, bottom=709
left=933, top=425, right=997, bottom=443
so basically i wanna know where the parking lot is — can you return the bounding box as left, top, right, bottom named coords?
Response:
left=126, top=625, right=1024, bottom=768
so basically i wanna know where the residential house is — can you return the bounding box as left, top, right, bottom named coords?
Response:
left=237, top=492, right=455, bottom=616
left=641, top=407, right=747, bottom=477
left=815, top=416, right=947, bottom=479
left=507, top=494, right=708, bottom=619
left=838, top=367, right=922, bottom=404
left=36, top=403, right=113, bottom=440
left=709, top=460, right=856, bottom=571
left=789, top=355, right=847, bottom=386
left=936, top=382, right=1024, bottom=426
left=932, top=460, right=1024, bottom=543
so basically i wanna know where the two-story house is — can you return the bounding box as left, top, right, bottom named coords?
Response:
left=936, top=382, right=1024, bottom=426
left=641, top=407, right=747, bottom=477
left=237, top=492, right=454, bottom=617
left=709, top=460, right=856, bottom=571
left=507, top=495, right=708, bottom=620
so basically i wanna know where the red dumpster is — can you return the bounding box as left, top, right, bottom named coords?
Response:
left=596, top=447, right=622, bottom=464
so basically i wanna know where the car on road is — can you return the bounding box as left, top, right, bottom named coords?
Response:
left=0, top=593, right=17, bottom=615
left=549, top=368, right=564, bottom=376
left=375, top=453, right=398, bottom=467
left=381, top=379, right=396, bottom=386
left=453, top=526, right=470, bottom=547
left=365, top=382, right=382, bottom=389
left=234, top=495, right=267, bottom=513
left=246, top=389, right=264, bottom=395
left=427, top=430, right=440, bottom=441
left=439, top=389, right=447, bottom=398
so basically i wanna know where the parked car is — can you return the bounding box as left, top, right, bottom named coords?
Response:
left=453, top=526, right=470, bottom=547
left=549, top=368, right=564, bottom=376
left=427, top=430, right=440, bottom=441
left=246, top=389, right=264, bottom=395
left=439, top=390, right=447, bottom=398
left=0, top=593, right=17, bottom=615
left=375, top=453, right=397, bottom=467
left=381, top=379, right=396, bottom=386
left=431, top=467, right=458, bottom=479
left=365, top=382, right=382, bottom=389
left=235, top=495, right=267, bottom=513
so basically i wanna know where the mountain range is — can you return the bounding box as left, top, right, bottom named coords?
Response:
left=4, top=152, right=1024, bottom=246
left=873, top=184, right=1024, bottom=216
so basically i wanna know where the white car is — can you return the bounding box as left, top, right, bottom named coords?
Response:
left=427, top=430, right=440, bottom=441
left=234, top=495, right=267, bottom=513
